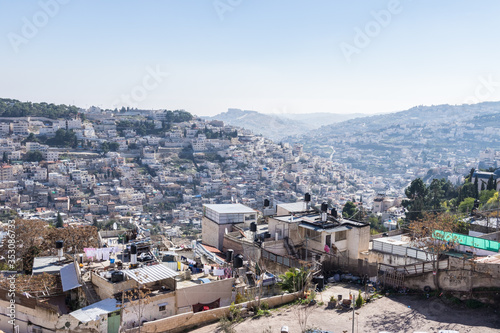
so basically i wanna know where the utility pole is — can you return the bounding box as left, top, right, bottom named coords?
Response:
left=305, top=236, right=308, bottom=262
left=352, top=297, right=355, bottom=333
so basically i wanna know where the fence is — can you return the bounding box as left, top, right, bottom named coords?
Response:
left=261, top=248, right=301, bottom=269
left=380, top=259, right=449, bottom=288
left=372, top=239, right=436, bottom=261
left=380, top=259, right=449, bottom=275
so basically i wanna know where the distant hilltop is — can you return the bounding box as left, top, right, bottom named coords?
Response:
left=203, top=108, right=366, bottom=141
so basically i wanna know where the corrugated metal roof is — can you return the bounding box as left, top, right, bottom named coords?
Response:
left=124, top=264, right=178, bottom=284
left=60, top=263, right=82, bottom=292
left=70, top=298, right=119, bottom=323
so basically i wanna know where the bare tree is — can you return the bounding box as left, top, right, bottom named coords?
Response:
left=120, top=286, right=153, bottom=333
left=408, top=213, right=460, bottom=290
left=293, top=303, right=316, bottom=333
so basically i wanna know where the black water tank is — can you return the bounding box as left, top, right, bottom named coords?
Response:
left=233, top=254, right=243, bottom=268
left=321, top=202, right=328, bottom=212
left=226, top=249, right=234, bottom=263
left=304, top=192, right=311, bottom=202
left=331, top=208, right=337, bottom=218
left=313, top=275, right=324, bottom=290
left=264, top=199, right=270, bottom=207
left=111, top=271, right=124, bottom=283
left=130, top=244, right=137, bottom=255
left=55, top=240, right=64, bottom=249
left=250, top=222, right=257, bottom=232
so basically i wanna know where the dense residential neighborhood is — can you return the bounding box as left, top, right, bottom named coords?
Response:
left=0, top=104, right=499, bottom=333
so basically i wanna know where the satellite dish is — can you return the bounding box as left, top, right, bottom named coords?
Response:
left=113, top=222, right=117, bottom=230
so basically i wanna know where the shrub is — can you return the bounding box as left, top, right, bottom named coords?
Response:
left=217, top=317, right=236, bottom=333
left=466, top=299, right=484, bottom=309
left=306, top=290, right=316, bottom=303
left=235, top=292, right=248, bottom=304
left=228, top=302, right=241, bottom=322
left=355, top=290, right=364, bottom=308
left=253, top=308, right=271, bottom=318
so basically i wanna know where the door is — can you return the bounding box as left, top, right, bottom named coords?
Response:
left=108, top=311, right=121, bottom=333
left=325, top=234, right=331, bottom=246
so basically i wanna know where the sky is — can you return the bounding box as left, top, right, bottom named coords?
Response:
left=1, top=1, right=500, bottom=116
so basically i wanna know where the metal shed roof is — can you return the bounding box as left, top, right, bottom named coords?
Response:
left=124, top=264, right=178, bottom=284
left=60, top=263, right=82, bottom=292
left=69, top=298, right=119, bottom=323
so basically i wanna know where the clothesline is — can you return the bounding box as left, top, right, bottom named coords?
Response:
left=83, top=247, right=120, bottom=261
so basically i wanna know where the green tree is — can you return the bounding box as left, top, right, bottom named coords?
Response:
left=487, top=175, right=495, bottom=190
left=467, top=168, right=475, bottom=183
left=403, top=178, right=428, bottom=221
left=342, top=201, right=357, bottom=218
left=277, top=268, right=310, bottom=293
left=428, top=178, right=444, bottom=209
left=458, top=197, right=475, bottom=213
left=0, top=98, right=79, bottom=119
left=2, top=152, right=8, bottom=163
left=24, top=151, right=43, bottom=162
left=479, top=189, right=496, bottom=204
left=56, top=212, right=64, bottom=228
left=22, top=132, right=38, bottom=144
left=46, top=128, right=77, bottom=147
left=109, top=142, right=120, bottom=151
left=474, top=176, right=479, bottom=198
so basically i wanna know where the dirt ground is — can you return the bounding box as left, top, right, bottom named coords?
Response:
left=190, top=283, right=500, bottom=333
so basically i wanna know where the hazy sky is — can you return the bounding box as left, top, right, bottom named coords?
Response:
left=1, top=1, right=500, bottom=116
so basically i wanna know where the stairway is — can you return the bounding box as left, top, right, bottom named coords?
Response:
left=82, top=281, right=101, bottom=305
left=284, top=237, right=298, bottom=258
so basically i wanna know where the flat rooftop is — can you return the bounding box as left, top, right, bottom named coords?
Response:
left=203, top=204, right=255, bottom=214
left=32, top=256, right=65, bottom=275
left=277, top=202, right=309, bottom=213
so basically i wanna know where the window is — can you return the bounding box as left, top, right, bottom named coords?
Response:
left=335, top=230, right=347, bottom=241
left=305, top=228, right=320, bottom=240
left=159, top=305, right=166, bottom=311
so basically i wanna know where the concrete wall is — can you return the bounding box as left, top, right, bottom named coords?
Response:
left=223, top=236, right=261, bottom=263
left=404, top=269, right=500, bottom=293
left=479, top=230, right=500, bottom=241
left=91, top=272, right=136, bottom=300
left=347, top=226, right=370, bottom=260
left=0, top=299, right=59, bottom=333
left=122, top=292, right=176, bottom=329
left=360, top=250, right=423, bottom=267
left=176, top=278, right=234, bottom=312
left=125, top=291, right=302, bottom=333
left=0, top=289, right=103, bottom=333
left=448, top=256, right=500, bottom=277
left=262, top=240, right=288, bottom=256
left=202, top=217, right=243, bottom=250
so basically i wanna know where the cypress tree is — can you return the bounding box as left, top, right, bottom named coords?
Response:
left=56, top=212, right=64, bottom=228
